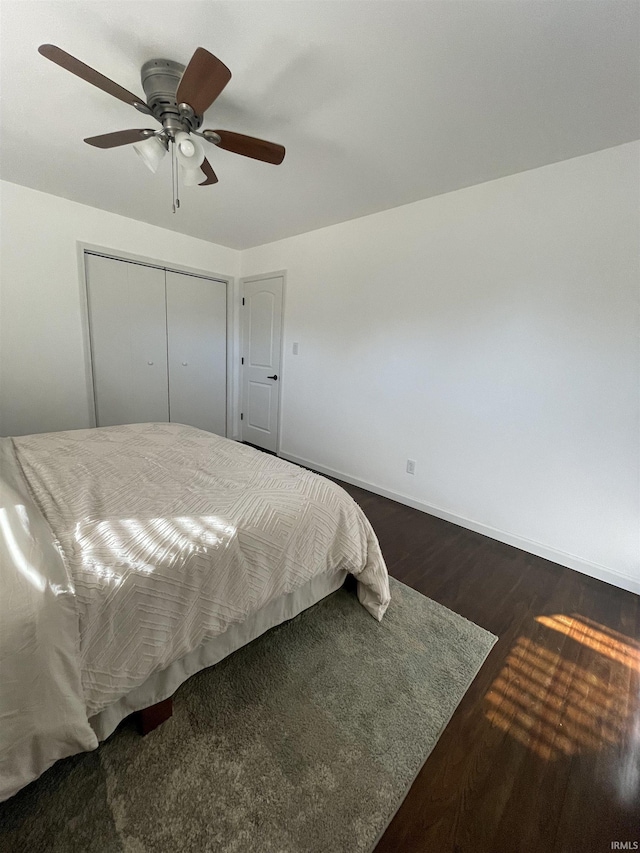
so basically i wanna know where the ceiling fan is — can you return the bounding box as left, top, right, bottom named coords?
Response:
left=38, top=44, right=285, bottom=203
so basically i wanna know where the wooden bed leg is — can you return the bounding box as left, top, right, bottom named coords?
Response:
left=138, top=697, right=173, bottom=735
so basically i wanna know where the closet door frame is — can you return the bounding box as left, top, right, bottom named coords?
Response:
left=77, top=242, right=237, bottom=438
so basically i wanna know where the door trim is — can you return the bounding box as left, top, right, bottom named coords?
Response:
left=77, top=242, right=236, bottom=436
left=240, top=270, right=287, bottom=455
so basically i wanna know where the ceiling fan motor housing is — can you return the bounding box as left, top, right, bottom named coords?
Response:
left=141, top=58, right=203, bottom=133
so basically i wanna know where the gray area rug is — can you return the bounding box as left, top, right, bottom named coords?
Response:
left=0, top=577, right=496, bottom=853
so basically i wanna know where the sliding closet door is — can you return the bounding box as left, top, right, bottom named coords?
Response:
left=166, top=271, right=227, bottom=435
left=86, top=254, right=169, bottom=426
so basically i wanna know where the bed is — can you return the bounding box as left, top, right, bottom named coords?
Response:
left=0, top=423, right=390, bottom=802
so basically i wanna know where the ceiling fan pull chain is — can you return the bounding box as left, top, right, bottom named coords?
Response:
left=170, top=138, right=176, bottom=214
left=175, top=140, right=181, bottom=210
left=170, top=138, right=181, bottom=213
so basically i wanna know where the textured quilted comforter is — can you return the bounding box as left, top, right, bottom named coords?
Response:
left=0, top=423, right=390, bottom=800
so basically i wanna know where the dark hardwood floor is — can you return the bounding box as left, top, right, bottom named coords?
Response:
left=335, top=480, right=640, bottom=853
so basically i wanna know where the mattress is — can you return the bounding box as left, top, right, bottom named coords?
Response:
left=0, top=423, right=390, bottom=800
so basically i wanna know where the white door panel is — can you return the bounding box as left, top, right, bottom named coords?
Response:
left=247, top=382, right=272, bottom=431
left=242, top=275, right=283, bottom=452
left=249, top=291, right=276, bottom=365
left=86, top=254, right=169, bottom=426
left=166, top=271, right=227, bottom=436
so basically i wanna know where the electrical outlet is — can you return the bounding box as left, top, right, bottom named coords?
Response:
left=292, top=342, right=299, bottom=355
left=406, top=459, right=416, bottom=475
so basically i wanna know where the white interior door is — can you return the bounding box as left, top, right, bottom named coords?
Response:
left=241, top=275, right=283, bottom=453
left=86, top=254, right=169, bottom=426
left=166, top=271, right=227, bottom=435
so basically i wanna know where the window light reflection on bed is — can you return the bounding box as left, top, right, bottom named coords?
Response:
left=87, top=520, right=127, bottom=554
left=82, top=560, right=124, bottom=585
left=123, top=518, right=171, bottom=561
left=0, top=506, right=47, bottom=592
left=14, top=502, right=30, bottom=531
left=173, top=515, right=236, bottom=545
left=74, top=516, right=237, bottom=579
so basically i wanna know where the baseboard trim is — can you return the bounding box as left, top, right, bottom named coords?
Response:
left=280, top=452, right=640, bottom=597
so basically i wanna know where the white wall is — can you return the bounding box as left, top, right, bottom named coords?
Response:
left=0, top=181, right=240, bottom=438
left=241, top=142, right=640, bottom=593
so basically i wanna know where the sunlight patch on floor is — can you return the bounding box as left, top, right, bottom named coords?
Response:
left=537, top=614, right=640, bottom=671
left=484, top=614, right=639, bottom=764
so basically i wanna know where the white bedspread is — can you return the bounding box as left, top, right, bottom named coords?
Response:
left=0, top=423, right=390, bottom=800
left=0, top=442, right=98, bottom=802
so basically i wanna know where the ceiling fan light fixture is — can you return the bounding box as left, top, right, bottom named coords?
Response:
left=181, top=166, right=204, bottom=187
left=37, top=44, right=285, bottom=205
left=180, top=138, right=195, bottom=157
left=133, top=134, right=166, bottom=173
left=175, top=131, right=205, bottom=170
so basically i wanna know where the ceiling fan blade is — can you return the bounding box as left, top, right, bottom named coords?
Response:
left=84, top=129, right=156, bottom=148
left=176, top=48, right=231, bottom=115
left=199, top=158, right=218, bottom=186
left=205, top=130, right=285, bottom=165
left=38, top=44, right=150, bottom=113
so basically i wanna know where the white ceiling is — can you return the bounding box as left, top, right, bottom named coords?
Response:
left=1, top=1, right=638, bottom=250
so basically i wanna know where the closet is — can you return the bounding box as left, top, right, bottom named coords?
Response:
left=85, top=253, right=227, bottom=436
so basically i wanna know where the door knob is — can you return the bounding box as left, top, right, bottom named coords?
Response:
left=182, top=362, right=188, bottom=366
left=267, top=374, right=278, bottom=380
left=147, top=361, right=154, bottom=366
